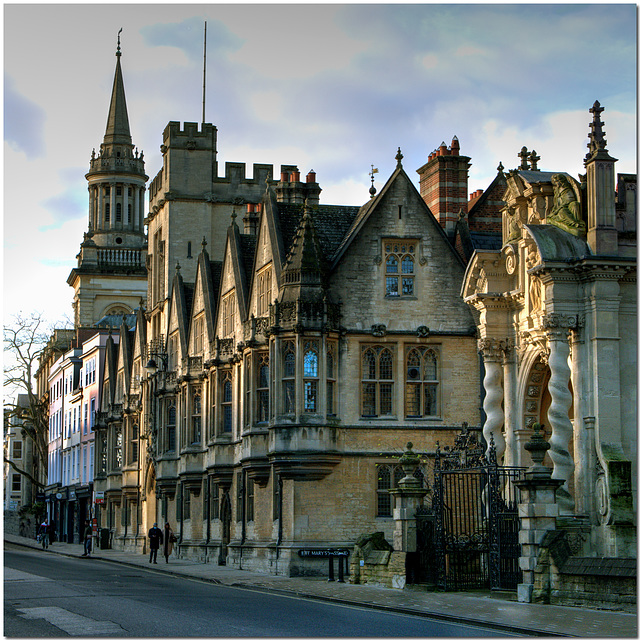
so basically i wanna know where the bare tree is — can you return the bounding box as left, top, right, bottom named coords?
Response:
left=3, top=313, right=70, bottom=489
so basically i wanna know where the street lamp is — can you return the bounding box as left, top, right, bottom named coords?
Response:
left=145, top=352, right=168, bottom=375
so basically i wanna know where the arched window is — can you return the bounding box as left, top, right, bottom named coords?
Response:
left=191, top=389, right=202, bottom=444
left=257, top=353, right=269, bottom=422
left=361, top=346, right=394, bottom=417
left=405, top=347, right=439, bottom=417
left=222, top=372, right=233, bottom=433
left=166, top=403, right=176, bottom=452
left=282, top=341, right=296, bottom=414
left=116, top=202, right=122, bottom=222
left=303, top=341, right=319, bottom=413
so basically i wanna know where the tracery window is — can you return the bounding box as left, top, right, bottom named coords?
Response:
left=303, top=341, right=319, bottom=413
left=191, top=388, right=202, bottom=444
left=127, top=417, right=139, bottom=465
left=405, top=347, right=439, bottom=418
left=193, top=315, right=204, bottom=354
left=222, top=371, right=233, bottom=433
left=361, top=345, right=394, bottom=417
left=384, top=240, right=416, bottom=297
left=257, top=353, right=270, bottom=423
left=282, top=340, right=296, bottom=414
left=166, top=402, right=176, bottom=452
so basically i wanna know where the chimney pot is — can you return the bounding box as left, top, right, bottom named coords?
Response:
left=291, top=170, right=301, bottom=182
left=306, top=170, right=316, bottom=183
left=281, top=171, right=289, bottom=182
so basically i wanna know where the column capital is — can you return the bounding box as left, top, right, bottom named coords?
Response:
left=477, top=337, right=513, bottom=361
left=542, top=313, right=580, bottom=339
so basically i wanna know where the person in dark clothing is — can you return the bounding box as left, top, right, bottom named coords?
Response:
left=82, top=520, right=92, bottom=556
left=148, top=523, right=163, bottom=563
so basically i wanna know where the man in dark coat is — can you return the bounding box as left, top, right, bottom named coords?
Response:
left=148, top=522, right=163, bottom=564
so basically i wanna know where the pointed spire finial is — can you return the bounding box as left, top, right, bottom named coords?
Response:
left=201, top=236, right=207, bottom=250
left=497, top=161, right=504, bottom=173
left=117, top=28, right=122, bottom=57
left=175, top=261, right=181, bottom=274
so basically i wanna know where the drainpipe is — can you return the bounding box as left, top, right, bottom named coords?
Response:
left=275, top=474, right=283, bottom=573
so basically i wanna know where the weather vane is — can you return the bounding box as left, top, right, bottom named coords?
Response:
left=369, top=165, right=378, bottom=198
left=117, top=28, right=123, bottom=56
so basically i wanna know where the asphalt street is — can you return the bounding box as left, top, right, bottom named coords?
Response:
left=5, top=545, right=515, bottom=637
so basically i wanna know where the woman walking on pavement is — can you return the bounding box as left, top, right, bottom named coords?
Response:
left=163, top=522, right=176, bottom=563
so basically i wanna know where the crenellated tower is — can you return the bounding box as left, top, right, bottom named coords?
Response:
left=68, top=34, right=148, bottom=328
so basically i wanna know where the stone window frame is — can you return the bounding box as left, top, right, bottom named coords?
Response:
left=256, top=266, right=272, bottom=317
left=404, top=345, right=440, bottom=419
left=383, top=239, right=417, bottom=298
left=222, top=291, right=236, bottom=337
left=303, top=340, right=320, bottom=413
left=360, top=344, right=396, bottom=418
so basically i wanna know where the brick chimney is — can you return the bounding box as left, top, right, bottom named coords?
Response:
left=416, top=136, right=471, bottom=239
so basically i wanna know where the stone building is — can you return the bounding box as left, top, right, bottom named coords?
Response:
left=67, top=38, right=148, bottom=328
left=95, top=126, right=482, bottom=573
left=461, top=102, right=636, bottom=558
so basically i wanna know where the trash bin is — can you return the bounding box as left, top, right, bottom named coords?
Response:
left=100, top=528, right=111, bottom=550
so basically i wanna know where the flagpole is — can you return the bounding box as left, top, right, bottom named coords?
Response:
left=202, top=21, right=207, bottom=125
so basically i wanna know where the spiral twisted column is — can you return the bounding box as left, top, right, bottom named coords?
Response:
left=543, top=313, right=577, bottom=513
left=478, top=338, right=507, bottom=462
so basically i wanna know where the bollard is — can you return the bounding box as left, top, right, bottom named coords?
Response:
left=337, top=555, right=344, bottom=583
left=328, top=556, right=335, bottom=581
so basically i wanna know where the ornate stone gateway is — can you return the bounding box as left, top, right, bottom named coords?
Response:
left=416, top=427, right=525, bottom=591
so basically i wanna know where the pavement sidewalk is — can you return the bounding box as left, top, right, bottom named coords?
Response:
left=5, top=533, right=637, bottom=637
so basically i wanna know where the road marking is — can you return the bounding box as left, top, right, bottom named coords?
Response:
left=17, top=607, right=124, bottom=636
left=4, top=567, right=52, bottom=582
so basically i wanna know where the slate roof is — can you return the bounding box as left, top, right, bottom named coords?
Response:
left=96, top=313, right=137, bottom=330
left=469, top=231, right=503, bottom=251
left=277, top=203, right=361, bottom=263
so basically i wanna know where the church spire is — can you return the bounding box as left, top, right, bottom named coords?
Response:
left=104, top=28, right=132, bottom=147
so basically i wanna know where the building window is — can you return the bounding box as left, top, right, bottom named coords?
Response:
left=236, top=472, right=243, bottom=522
left=272, top=470, right=281, bottom=520
left=405, top=347, right=439, bottom=417
left=257, top=353, right=269, bottom=423
left=183, top=487, right=191, bottom=520
left=257, top=268, right=272, bottom=316
left=303, top=341, right=319, bottom=413
left=105, top=202, right=110, bottom=223
left=166, top=403, right=176, bottom=452
left=90, top=398, right=96, bottom=430
left=168, top=333, right=179, bottom=370
left=11, top=473, right=21, bottom=493
left=384, top=240, right=416, bottom=297
left=361, top=345, right=394, bottom=417
left=210, top=480, right=219, bottom=520
left=282, top=340, right=296, bottom=414
left=191, top=388, right=202, bottom=444
left=116, top=202, right=122, bottom=222
left=246, top=477, right=255, bottom=522
left=12, top=441, right=22, bottom=460
left=326, top=342, right=336, bottom=416
left=222, top=372, right=233, bottom=433
left=114, top=425, right=122, bottom=469
left=193, top=315, right=204, bottom=354
left=376, top=463, right=428, bottom=517
left=222, top=292, right=236, bottom=337
left=127, top=418, right=139, bottom=465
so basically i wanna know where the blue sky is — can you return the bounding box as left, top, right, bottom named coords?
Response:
left=3, top=3, right=637, bottom=329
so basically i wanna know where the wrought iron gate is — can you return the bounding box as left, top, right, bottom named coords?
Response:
left=416, top=426, right=525, bottom=591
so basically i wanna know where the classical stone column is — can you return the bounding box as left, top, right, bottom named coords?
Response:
left=478, top=338, right=506, bottom=462
left=543, top=313, right=576, bottom=514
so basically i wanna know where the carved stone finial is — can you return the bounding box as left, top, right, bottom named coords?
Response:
left=201, top=236, right=207, bottom=250
left=518, top=146, right=530, bottom=170
left=369, top=165, right=378, bottom=198
left=585, top=100, right=611, bottom=163
left=529, top=150, right=540, bottom=171
left=497, top=161, right=504, bottom=173
left=396, top=147, right=403, bottom=168
left=175, top=261, right=181, bottom=273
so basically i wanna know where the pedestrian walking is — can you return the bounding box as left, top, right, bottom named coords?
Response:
left=82, top=520, right=92, bottom=556
left=163, top=522, right=177, bottom=563
left=148, top=522, right=163, bottom=564
left=39, top=520, right=50, bottom=549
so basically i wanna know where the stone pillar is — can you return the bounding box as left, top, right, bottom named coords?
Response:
left=390, top=443, right=429, bottom=586
left=109, top=182, right=116, bottom=229
left=542, top=313, right=576, bottom=514
left=502, top=340, right=517, bottom=467
left=478, top=338, right=506, bottom=462
left=515, top=423, right=563, bottom=603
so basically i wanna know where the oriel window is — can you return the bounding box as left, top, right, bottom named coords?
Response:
left=222, top=372, right=233, bottom=433
left=191, top=388, right=202, bottom=444
left=282, top=340, right=296, bottom=414
left=303, top=341, right=319, bottom=413
left=257, top=353, right=269, bottom=423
